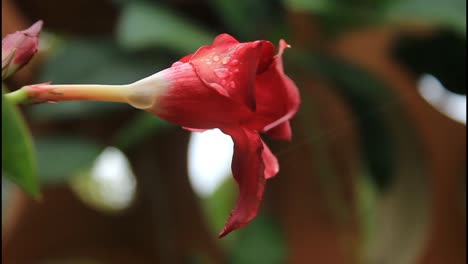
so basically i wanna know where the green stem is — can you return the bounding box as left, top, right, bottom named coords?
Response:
left=4, top=88, right=29, bottom=105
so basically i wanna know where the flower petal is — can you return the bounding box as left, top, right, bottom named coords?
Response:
left=265, top=120, right=292, bottom=141
left=218, top=127, right=267, bottom=238
left=190, top=34, right=265, bottom=111
left=149, top=63, right=252, bottom=129
left=247, top=39, right=300, bottom=140
left=178, top=53, right=193, bottom=63
left=261, top=140, right=279, bottom=179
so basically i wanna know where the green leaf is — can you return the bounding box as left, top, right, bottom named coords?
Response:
left=1, top=87, right=40, bottom=198
left=284, top=0, right=330, bottom=13
left=284, top=0, right=390, bottom=27
left=35, top=136, right=103, bottom=184
left=117, top=2, right=215, bottom=54
left=209, top=0, right=286, bottom=39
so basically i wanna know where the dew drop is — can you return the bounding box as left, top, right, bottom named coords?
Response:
left=213, top=55, right=220, bottom=62
left=222, top=57, right=231, bottom=65
left=221, top=79, right=227, bottom=86
left=214, top=68, right=230, bottom=78
left=230, top=59, right=239, bottom=66
left=172, top=61, right=183, bottom=67
left=229, top=81, right=236, bottom=88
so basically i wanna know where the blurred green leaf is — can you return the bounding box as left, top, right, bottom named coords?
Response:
left=35, top=136, right=102, bottom=184
left=385, top=0, right=466, bottom=34
left=209, top=0, right=285, bottom=39
left=286, top=0, right=466, bottom=34
left=114, top=111, right=172, bottom=150
left=284, top=0, right=389, bottom=33
left=117, top=2, right=215, bottom=54
left=2, top=87, right=40, bottom=198
left=284, top=0, right=330, bottom=13
left=229, top=213, right=286, bottom=264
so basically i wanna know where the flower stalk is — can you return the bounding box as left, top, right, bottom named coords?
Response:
left=4, top=83, right=131, bottom=105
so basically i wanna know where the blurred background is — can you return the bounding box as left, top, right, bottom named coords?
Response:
left=1, top=0, right=466, bottom=263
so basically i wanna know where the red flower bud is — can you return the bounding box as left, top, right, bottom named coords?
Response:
left=2, top=20, right=43, bottom=79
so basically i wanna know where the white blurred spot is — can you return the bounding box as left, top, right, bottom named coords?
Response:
left=188, top=129, right=233, bottom=197
left=418, top=74, right=466, bottom=124
left=85, top=147, right=136, bottom=210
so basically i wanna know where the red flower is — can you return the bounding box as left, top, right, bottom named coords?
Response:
left=2, top=20, right=43, bottom=79
left=143, top=34, right=300, bottom=237
left=21, top=33, right=300, bottom=237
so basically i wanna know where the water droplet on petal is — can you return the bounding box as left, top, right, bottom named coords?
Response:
left=172, top=61, right=183, bottom=67
left=221, top=79, right=227, bottom=86
left=213, top=55, right=220, bottom=62
left=222, top=57, right=231, bottom=65
left=214, top=68, right=230, bottom=78
left=229, top=81, right=236, bottom=88
left=230, top=59, right=239, bottom=66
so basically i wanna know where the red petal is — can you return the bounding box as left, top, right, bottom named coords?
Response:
left=257, top=40, right=275, bottom=74
left=218, top=127, right=267, bottom=238
left=261, top=140, right=279, bottom=179
left=265, top=120, right=292, bottom=141
left=190, top=34, right=265, bottom=111
left=178, top=54, right=193, bottom=63
left=151, top=63, right=252, bottom=129
left=247, top=39, right=300, bottom=139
